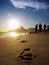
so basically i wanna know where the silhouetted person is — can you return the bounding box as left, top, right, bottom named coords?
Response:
left=47, top=25, right=49, bottom=31
left=44, top=24, right=46, bottom=31
left=35, top=24, right=38, bottom=32
left=39, top=23, right=42, bottom=32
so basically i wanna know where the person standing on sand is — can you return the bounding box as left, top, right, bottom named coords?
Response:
left=44, top=24, right=46, bottom=31
left=39, top=23, right=42, bottom=32
left=35, top=24, right=38, bottom=33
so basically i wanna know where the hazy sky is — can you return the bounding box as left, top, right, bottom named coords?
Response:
left=0, top=0, right=49, bottom=31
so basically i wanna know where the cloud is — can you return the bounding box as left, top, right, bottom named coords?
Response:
left=10, top=0, right=49, bottom=10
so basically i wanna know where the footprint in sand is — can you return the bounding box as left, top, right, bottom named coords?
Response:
left=20, top=40, right=27, bottom=43
left=17, top=48, right=36, bottom=63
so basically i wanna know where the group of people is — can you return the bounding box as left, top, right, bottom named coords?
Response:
left=35, top=23, right=47, bottom=32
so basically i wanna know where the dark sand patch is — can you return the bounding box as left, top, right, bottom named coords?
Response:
left=16, top=48, right=36, bottom=65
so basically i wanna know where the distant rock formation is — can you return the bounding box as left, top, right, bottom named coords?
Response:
left=8, top=26, right=27, bottom=33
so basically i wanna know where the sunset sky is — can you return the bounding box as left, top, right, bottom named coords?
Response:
left=0, top=0, right=49, bottom=31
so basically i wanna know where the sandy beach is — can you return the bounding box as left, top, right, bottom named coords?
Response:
left=0, top=33, right=49, bottom=65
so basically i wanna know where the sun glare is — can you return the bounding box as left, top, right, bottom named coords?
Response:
left=9, top=32, right=18, bottom=37
left=7, top=18, right=20, bottom=30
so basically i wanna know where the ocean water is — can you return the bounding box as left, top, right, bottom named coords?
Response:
left=0, top=32, right=26, bottom=38
left=0, top=32, right=9, bottom=38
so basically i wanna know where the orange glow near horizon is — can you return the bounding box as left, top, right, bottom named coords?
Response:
left=9, top=32, right=18, bottom=37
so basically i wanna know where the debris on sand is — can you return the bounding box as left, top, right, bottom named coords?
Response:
left=20, top=40, right=27, bottom=43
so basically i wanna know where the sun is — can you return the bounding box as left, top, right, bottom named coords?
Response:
left=7, top=18, right=20, bottom=30
left=9, top=32, right=18, bottom=37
